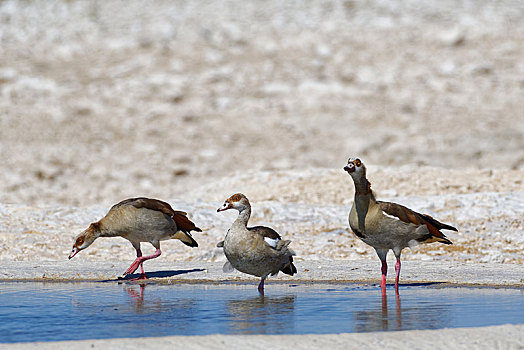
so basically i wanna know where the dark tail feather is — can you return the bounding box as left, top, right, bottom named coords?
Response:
left=281, top=256, right=297, bottom=276
left=421, top=214, right=458, bottom=232
left=418, top=233, right=453, bottom=245
left=420, top=214, right=456, bottom=246
left=440, top=237, right=453, bottom=245
left=173, top=231, right=199, bottom=248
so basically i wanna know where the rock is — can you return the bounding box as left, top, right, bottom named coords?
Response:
left=439, top=27, right=466, bottom=46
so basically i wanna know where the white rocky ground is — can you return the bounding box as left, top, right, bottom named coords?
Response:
left=0, top=1, right=522, bottom=266
left=0, top=0, right=523, bottom=207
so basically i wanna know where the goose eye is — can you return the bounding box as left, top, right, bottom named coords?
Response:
left=76, top=237, right=84, bottom=246
left=355, top=159, right=361, bottom=167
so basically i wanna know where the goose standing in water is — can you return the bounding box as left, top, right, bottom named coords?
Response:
left=217, top=193, right=297, bottom=294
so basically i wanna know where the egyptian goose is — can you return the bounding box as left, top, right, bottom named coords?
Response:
left=217, top=193, right=297, bottom=294
left=343, top=158, right=456, bottom=294
left=68, top=197, right=201, bottom=279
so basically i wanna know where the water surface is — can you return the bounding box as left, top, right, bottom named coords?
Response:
left=1, top=282, right=522, bottom=343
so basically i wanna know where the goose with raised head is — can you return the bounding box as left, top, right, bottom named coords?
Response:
left=344, top=158, right=456, bottom=294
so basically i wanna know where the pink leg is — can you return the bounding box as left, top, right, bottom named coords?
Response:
left=130, top=264, right=148, bottom=281
left=135, top=248, right=148, bottom=280
left=124, top=248, right=143, bottom=276
left=123, top=248, right=161, bottom=279
left=375, top=249, right=388, bottom=295
left=381, top=259, right=388, bottom=295
left=394, top=258, right=401, bottom=294
left=258, top=278, right=265, bottom=295
left=138, top=264, right=147, bottom=279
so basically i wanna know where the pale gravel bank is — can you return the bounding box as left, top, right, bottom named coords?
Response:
left=1, top=260, right=523, bottom=286
left=1, top=171, right=522, bottom=265
left=1, top=325, right=523, bottom=350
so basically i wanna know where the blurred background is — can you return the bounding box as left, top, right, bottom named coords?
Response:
left=1, top=0, right=523, bottom=206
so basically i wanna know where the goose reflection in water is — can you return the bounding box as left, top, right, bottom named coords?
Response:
left=352, top=292, right=402, bottom=332
left=124, top=283, right=148, bottom=313
left=353, top=290, right=452, bottom=333
left=123, top=283, right=195, bottom=315
left=227, top=295, right=296, bottom=334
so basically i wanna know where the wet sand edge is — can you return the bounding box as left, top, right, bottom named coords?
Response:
left=1, top=260, right=522, bottom=286
left=1, top=324, right=523, bottom=349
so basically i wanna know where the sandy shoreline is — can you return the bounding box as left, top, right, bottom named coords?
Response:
left=2, top=324, right=523, bottom=350
left=1, top=260, right=523, bottom=287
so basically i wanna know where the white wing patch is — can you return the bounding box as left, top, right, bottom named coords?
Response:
left=382, top=211, right=401, bottom=221
left=264, top=237, right=279, bottom=248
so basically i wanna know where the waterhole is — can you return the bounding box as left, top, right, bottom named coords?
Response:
left=1, top=282, right=522, bottom=343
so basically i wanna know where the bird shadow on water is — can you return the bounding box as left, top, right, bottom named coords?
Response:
left=398, top=281, right=447, bottom=288
left=99, top=268, right=206, bottom=282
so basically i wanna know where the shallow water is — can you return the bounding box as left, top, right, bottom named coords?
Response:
left=0, top=282, right=523, bottom=343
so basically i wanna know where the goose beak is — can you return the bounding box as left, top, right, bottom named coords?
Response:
left=68, top=247, right=79, bottom=260
left=344, top=165, right=355, bottom=173
left=217, top=202, right=231, bottom=212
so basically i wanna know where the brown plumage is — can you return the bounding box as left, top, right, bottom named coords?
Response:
left=69, top=197, right=201, bottom=279
left=344, top=158, right=457, bottom=294
left=377, top=201, right=454, bottom=245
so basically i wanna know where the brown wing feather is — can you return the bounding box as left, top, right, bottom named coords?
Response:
left=114, top=197, right=178, bottom=216
left=378, top=201, right=422, bottom=225
left=378, top=201, right=454, bottom=244
left=172, top=212, right=202, bottom=233
left=114, top=197, right=201, bottom=233
left=248, top=226, right=282, bottom=240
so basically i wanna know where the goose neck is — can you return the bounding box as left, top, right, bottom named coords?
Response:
left=233, top=206, right=251, bottom=227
